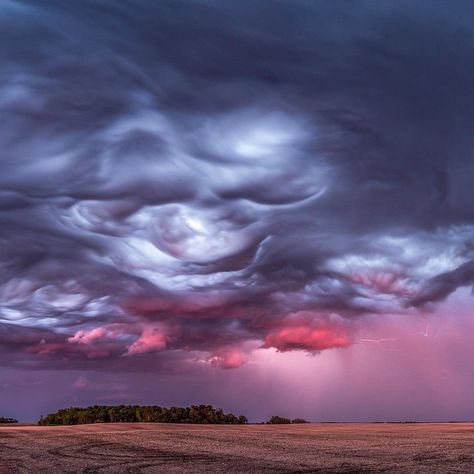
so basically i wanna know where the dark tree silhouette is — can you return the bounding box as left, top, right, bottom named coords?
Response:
left=0, top=417, right=18, bottom=424
left=38, top=405, right=248, bottom=426
left=267, top=416, right=291, bottom=424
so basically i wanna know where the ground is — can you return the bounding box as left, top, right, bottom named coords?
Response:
left=0, top=423, right=473, bottom=473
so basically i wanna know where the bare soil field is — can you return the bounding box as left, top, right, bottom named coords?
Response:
left=0, top=422, right=473, bottom=473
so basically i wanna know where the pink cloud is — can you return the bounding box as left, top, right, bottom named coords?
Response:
left=67, top=323, right=134, bottom=348
left=66, top=323, right=172, bottom=357
left=68, top=327, right=108, bottom=344
left=347, top=270, right=414, bottom=298
left=263, top=325, right=351, bottom=352
left=209, top=349, right=249, bottom=369
left=126, top=327, right=168, bottom=355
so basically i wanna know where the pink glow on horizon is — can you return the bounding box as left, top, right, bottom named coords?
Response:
left=7, top=289, right=472, bottom=422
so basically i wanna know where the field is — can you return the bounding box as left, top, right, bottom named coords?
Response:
left=0, top=423, right=473, bottom=473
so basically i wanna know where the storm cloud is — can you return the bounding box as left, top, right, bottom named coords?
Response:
left=1, top=0, right=474, bottom=378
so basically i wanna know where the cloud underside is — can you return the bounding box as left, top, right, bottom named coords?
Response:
left=1, top=0, right=474, bottom=371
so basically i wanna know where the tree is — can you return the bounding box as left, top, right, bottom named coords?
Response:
left=0, top=417, right=18, bottom=424
left=267, top=416, right=291, bottom=424
left=238, top=415, right=248, bottom=424
left=38, top=405, right=248, bottom=426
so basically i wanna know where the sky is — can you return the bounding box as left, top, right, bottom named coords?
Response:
left=1, top=0, right=474, bottom=422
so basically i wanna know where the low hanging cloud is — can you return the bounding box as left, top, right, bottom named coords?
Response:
left=1, top=0, right=474, bottom=372
left=264, top=327, right=351, bottom=353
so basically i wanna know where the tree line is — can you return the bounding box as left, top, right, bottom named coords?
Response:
left=0, top=417, right=18, bottom=424
left=38, top=404, right=248, bottom=425
left=267, top=416, right=308, bottom=424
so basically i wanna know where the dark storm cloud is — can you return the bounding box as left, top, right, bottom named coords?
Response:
left=1, top=0, right=474, bottom=370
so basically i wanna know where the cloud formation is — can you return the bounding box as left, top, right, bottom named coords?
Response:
left=1, top=0, right=474, bottom=377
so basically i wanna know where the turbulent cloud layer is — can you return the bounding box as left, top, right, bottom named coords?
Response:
left=1, top=0, right=474, bottom=385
